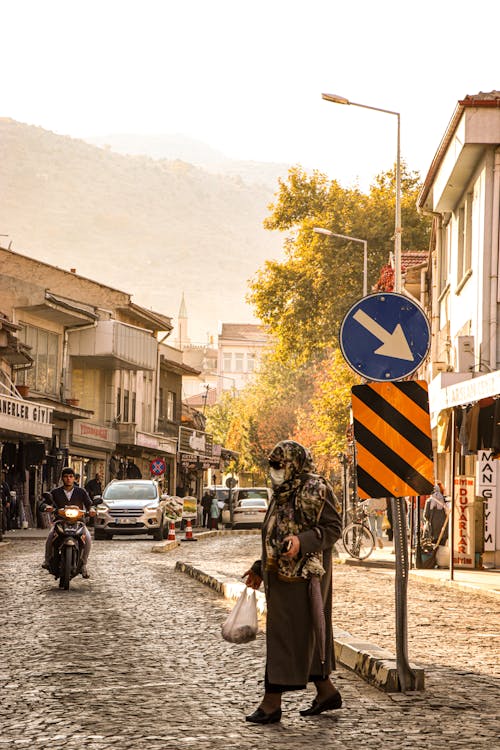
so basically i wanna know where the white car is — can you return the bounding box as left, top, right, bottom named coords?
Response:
left=94, top=479, right=169, bottom=541
left=224, top=487, right=272, bottom=529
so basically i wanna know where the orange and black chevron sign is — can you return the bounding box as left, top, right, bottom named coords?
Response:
left=351, top=381, right=434, bottom=499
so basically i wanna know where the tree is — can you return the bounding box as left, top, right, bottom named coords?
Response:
left=249, top=164, right=431, bottom=363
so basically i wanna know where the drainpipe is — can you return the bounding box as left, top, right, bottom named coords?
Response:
left=489, top=148, right=500, bottom=371
left=419, top=209, right=443, bottom=373
left=61, top=322, right=97, bottom=402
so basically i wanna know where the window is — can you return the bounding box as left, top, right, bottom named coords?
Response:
left=457, top=192, right=473, bottom=287
left=18, top=324, right=59, bottom=395
left=123, top=389, right=130, bottom=422
left=234, top=353, right=244, bottom=372
left=166, top=391, right=175, bottom=421
left=223, top=353, right=232, bottom=372
left=247, top=353, right=256, bottom=372
left=116, top=387, right=122, bottom=421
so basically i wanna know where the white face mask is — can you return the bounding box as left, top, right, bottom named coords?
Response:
left=270, top=467, right=286, bottom=486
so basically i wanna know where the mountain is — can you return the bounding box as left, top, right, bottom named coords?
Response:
left=0, top=119, right=286, bottom=342
left=84, top=132, right=291, bottom=190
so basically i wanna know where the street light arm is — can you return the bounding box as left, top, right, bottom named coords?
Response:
left=313, top=227, right=368, bottom=297
left=322, top=92, right=399, bottom=117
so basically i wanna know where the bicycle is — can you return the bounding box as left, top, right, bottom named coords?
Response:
left=341, top=500, right=375, bottom=560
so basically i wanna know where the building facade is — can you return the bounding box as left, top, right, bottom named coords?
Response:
left=417, top=91, right=500, bottom=567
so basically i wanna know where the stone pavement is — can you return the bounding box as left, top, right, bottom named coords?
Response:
left=0, top=532, right=499, bottom=749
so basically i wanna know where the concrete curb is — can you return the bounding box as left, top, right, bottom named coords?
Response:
left=151, top=540, right=180, bottom=553
left=174, top=560, right=423, bottom=692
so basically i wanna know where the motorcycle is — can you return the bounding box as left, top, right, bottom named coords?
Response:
left=42, top=493, right=94, bottom=590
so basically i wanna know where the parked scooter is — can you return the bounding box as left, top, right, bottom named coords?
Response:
left=41, top=492, right=95, bottom=590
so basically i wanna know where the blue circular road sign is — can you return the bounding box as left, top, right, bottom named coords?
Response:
left=339, top=292, right=430, bottom=382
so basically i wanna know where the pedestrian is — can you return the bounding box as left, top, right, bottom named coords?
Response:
left=85, top=472, right=103, bottom=500
left=74, top=473, right=81, bottom=486
left=209, top=492, right=220, bottom=529
left=201, top=488, right=213, bottom=528
left=365, top=497, right=386, bottom=548
left=244, top=439, right=343, bottom=724
left=423, top=481, right=449, bottom=546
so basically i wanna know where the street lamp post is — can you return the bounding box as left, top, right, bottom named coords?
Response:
left=321, top=93, right=401, bottom=293
left=313, top=227, right=368, bottom=297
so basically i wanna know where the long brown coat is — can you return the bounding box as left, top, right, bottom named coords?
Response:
left=260, top=485, right=342, bottom=687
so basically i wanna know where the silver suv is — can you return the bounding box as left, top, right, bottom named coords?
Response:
left=94, top=479, right=168, bottom=541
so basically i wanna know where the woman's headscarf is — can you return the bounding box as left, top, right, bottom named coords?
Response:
left=268, top=440, right=316, bottom=483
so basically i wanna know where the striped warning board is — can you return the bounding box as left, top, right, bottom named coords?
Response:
left=351, top=381, right=434, bottom=499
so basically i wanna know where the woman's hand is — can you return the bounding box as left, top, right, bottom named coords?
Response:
left=243, top=568, right=262, bottom=589
left=281, top=534, right=300, bottom=558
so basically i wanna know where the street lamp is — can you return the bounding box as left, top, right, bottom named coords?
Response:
left=321, top=93, right=401, bottom=293
left=313, top=227, right=368, bottom=297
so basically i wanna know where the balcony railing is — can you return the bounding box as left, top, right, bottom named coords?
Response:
left=68, top=320, right=157, bottom=371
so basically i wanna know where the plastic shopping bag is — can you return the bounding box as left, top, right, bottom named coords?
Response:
left=221, top=587, right=258, bottom=644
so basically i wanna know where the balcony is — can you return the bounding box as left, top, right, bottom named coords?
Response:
left=68, top=320, right=157, bottom=371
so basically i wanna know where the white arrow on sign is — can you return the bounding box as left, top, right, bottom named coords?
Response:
left=353, top=309, right=414, bottom=361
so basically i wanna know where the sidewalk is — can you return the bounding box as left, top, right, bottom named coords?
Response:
left=336, top=543, right=500, bottom=597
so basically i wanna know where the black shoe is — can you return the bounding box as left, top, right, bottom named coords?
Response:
left=245, top=707, right=282, bottom=724
left=41, top=562, right=49, bottom=570
left=299, top=691, right=342, bottom=716
left=81, top=565, right=90, bottom=579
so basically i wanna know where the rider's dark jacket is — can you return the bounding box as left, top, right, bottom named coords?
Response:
left=40, top=486, right=92, bottom=513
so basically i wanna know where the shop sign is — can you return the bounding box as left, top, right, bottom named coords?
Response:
left=178, top=426, right=213, bottom=457
left=73, top=420, right=117, bottom=447
left=476, top=451, right=497, bottom=551
left=0, top=394, right=53, bottom=438
left=453, top=475, right=475, bottom=568
left=158, top=439, right=177, bottom=455
left=137, top=431, right=159, bottom=449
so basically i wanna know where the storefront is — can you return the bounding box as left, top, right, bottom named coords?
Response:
left=115, top=425, right=177, bottom=493
left=69, top=419, right=118, bottom=489
left=177, top=426, right=215, bottom=499
left=0, top=393, right=53, bottom=529
left=429, top=370, right=500, bottom=568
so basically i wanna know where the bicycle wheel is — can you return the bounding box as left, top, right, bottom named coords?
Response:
left=342, top=522, right=375, bottom=560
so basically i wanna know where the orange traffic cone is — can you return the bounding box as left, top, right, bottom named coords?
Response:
left=167, top=521, right=176, bottom=542
left=181, top=519, right=197, bottom=542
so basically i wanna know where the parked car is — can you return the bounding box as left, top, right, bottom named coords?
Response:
left=224, top=487, right=272, bottom=528
left=93, top=479, right=169, bottom=540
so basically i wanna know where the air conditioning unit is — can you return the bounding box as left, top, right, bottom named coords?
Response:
left=456, top=335, right=475, bottom=372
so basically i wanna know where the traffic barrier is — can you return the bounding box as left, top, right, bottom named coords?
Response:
left=181, top=519, right=197, bottom=542
left=167, top=522, right=176, bottom=541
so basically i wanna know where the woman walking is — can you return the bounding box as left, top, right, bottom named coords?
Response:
left=244, top=440, right=343, bottom=724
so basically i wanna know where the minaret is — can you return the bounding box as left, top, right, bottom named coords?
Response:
left=177, top=292, right=190, bottom=349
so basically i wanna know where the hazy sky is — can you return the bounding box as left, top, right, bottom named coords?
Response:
left=2, top=0, right=498, bottom=190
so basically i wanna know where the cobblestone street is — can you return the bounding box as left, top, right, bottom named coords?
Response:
left=1, top=534, right=499, bottom=749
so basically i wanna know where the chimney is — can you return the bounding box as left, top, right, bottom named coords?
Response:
left=70, top=268, right=76, bottom=274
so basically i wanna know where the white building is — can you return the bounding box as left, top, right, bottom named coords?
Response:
left=217, top=323, right=269, bottom=396
left=417, top=91, right=500, bottom=568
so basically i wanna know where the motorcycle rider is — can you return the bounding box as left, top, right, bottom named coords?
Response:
left=40, top=467, right=95, bottom=578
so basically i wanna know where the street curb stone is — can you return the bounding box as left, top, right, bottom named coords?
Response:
left=174, top=560, right=424, bottom=692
